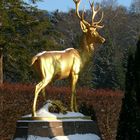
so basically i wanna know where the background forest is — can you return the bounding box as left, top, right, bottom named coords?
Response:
left=0, top=0, right=140, bottom=89
left=0, top=0, right=140, bottom=140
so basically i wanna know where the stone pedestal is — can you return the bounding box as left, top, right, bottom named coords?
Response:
left=13, top=119, right=101, bottom=139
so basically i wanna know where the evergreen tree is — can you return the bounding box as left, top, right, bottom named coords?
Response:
left=116, top=37, right=140, bottom=140
left=0, top=0, right=51, bottom=82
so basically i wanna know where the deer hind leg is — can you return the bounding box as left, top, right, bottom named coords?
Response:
left=32, top=77, right=51, bottom=117
left=71, top=72, right=78, bottom=112
left=41, top=88, right=46, bottom=101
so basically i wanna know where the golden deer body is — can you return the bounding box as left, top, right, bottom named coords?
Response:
left=31, top=0, right=105, bottom=117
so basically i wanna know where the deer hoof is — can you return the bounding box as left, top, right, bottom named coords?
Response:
left=32, top=112, right=36, bottom=117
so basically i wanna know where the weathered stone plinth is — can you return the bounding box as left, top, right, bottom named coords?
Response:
left=13, top=119, right=101, bottom=139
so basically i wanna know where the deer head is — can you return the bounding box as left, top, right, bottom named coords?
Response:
left=73, top=0, right=105, bottom=51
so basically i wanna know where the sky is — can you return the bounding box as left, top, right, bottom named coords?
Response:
left=28, top=0, right=132, bottom=12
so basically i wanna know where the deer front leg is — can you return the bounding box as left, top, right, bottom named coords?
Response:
left=71, top=73, right=78, bottom=112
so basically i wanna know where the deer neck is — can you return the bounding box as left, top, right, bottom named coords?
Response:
left=79, top=34, right=95, bottom=67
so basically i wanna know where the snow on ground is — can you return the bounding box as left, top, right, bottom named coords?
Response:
left=18, top=101, right=100, bottom=140
left=23, top=101, right=87, bottom=120
left=26, top=134, right=101, bottom=140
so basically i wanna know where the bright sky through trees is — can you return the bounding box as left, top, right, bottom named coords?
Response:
left=27, top=0, right=132, bottom=12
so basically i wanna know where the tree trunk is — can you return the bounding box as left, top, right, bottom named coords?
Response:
left=0, top=48, right=3, bottom=84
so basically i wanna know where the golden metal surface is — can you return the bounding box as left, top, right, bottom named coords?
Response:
left=31, top=0, right=105, bottom=117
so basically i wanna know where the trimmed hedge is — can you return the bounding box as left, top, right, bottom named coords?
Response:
left=0, top=83, right=123, bottom=140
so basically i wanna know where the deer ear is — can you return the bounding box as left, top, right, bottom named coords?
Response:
left=80, top=21, right=88, bottom=33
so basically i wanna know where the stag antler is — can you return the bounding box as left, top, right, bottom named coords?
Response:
left=73, top=0, right=90, bottom=27
left=89, top=1, right=104, bottom=28
left=73, top=0, right=104, bottom=29
left=73, top=0, right=81, bottom=19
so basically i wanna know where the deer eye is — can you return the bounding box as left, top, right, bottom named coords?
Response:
left=91, top=32, right=96, bottom=36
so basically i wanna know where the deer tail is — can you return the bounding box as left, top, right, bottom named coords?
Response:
left=31, top=55, right=38, bottom=66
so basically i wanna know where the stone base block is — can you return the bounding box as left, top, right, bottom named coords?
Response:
left=13, top=119, right=101, bottom=139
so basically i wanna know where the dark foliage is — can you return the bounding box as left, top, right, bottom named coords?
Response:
left=135, top=38, right=140, bottom=106
left=0, top=1, right=140, bottom=89
left=116, top=37, right=140, bottom=140
left=79, top=102, right=97, bottom=121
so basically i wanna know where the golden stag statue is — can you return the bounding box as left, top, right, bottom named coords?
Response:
left=31, top=0, right=105, bottom=117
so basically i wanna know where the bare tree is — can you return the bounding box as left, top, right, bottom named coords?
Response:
left=101, top=0, right=118, bottom=9
left=130, top=0, right=140, bottom=13
left=0, top=48, right=3, bottom=84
